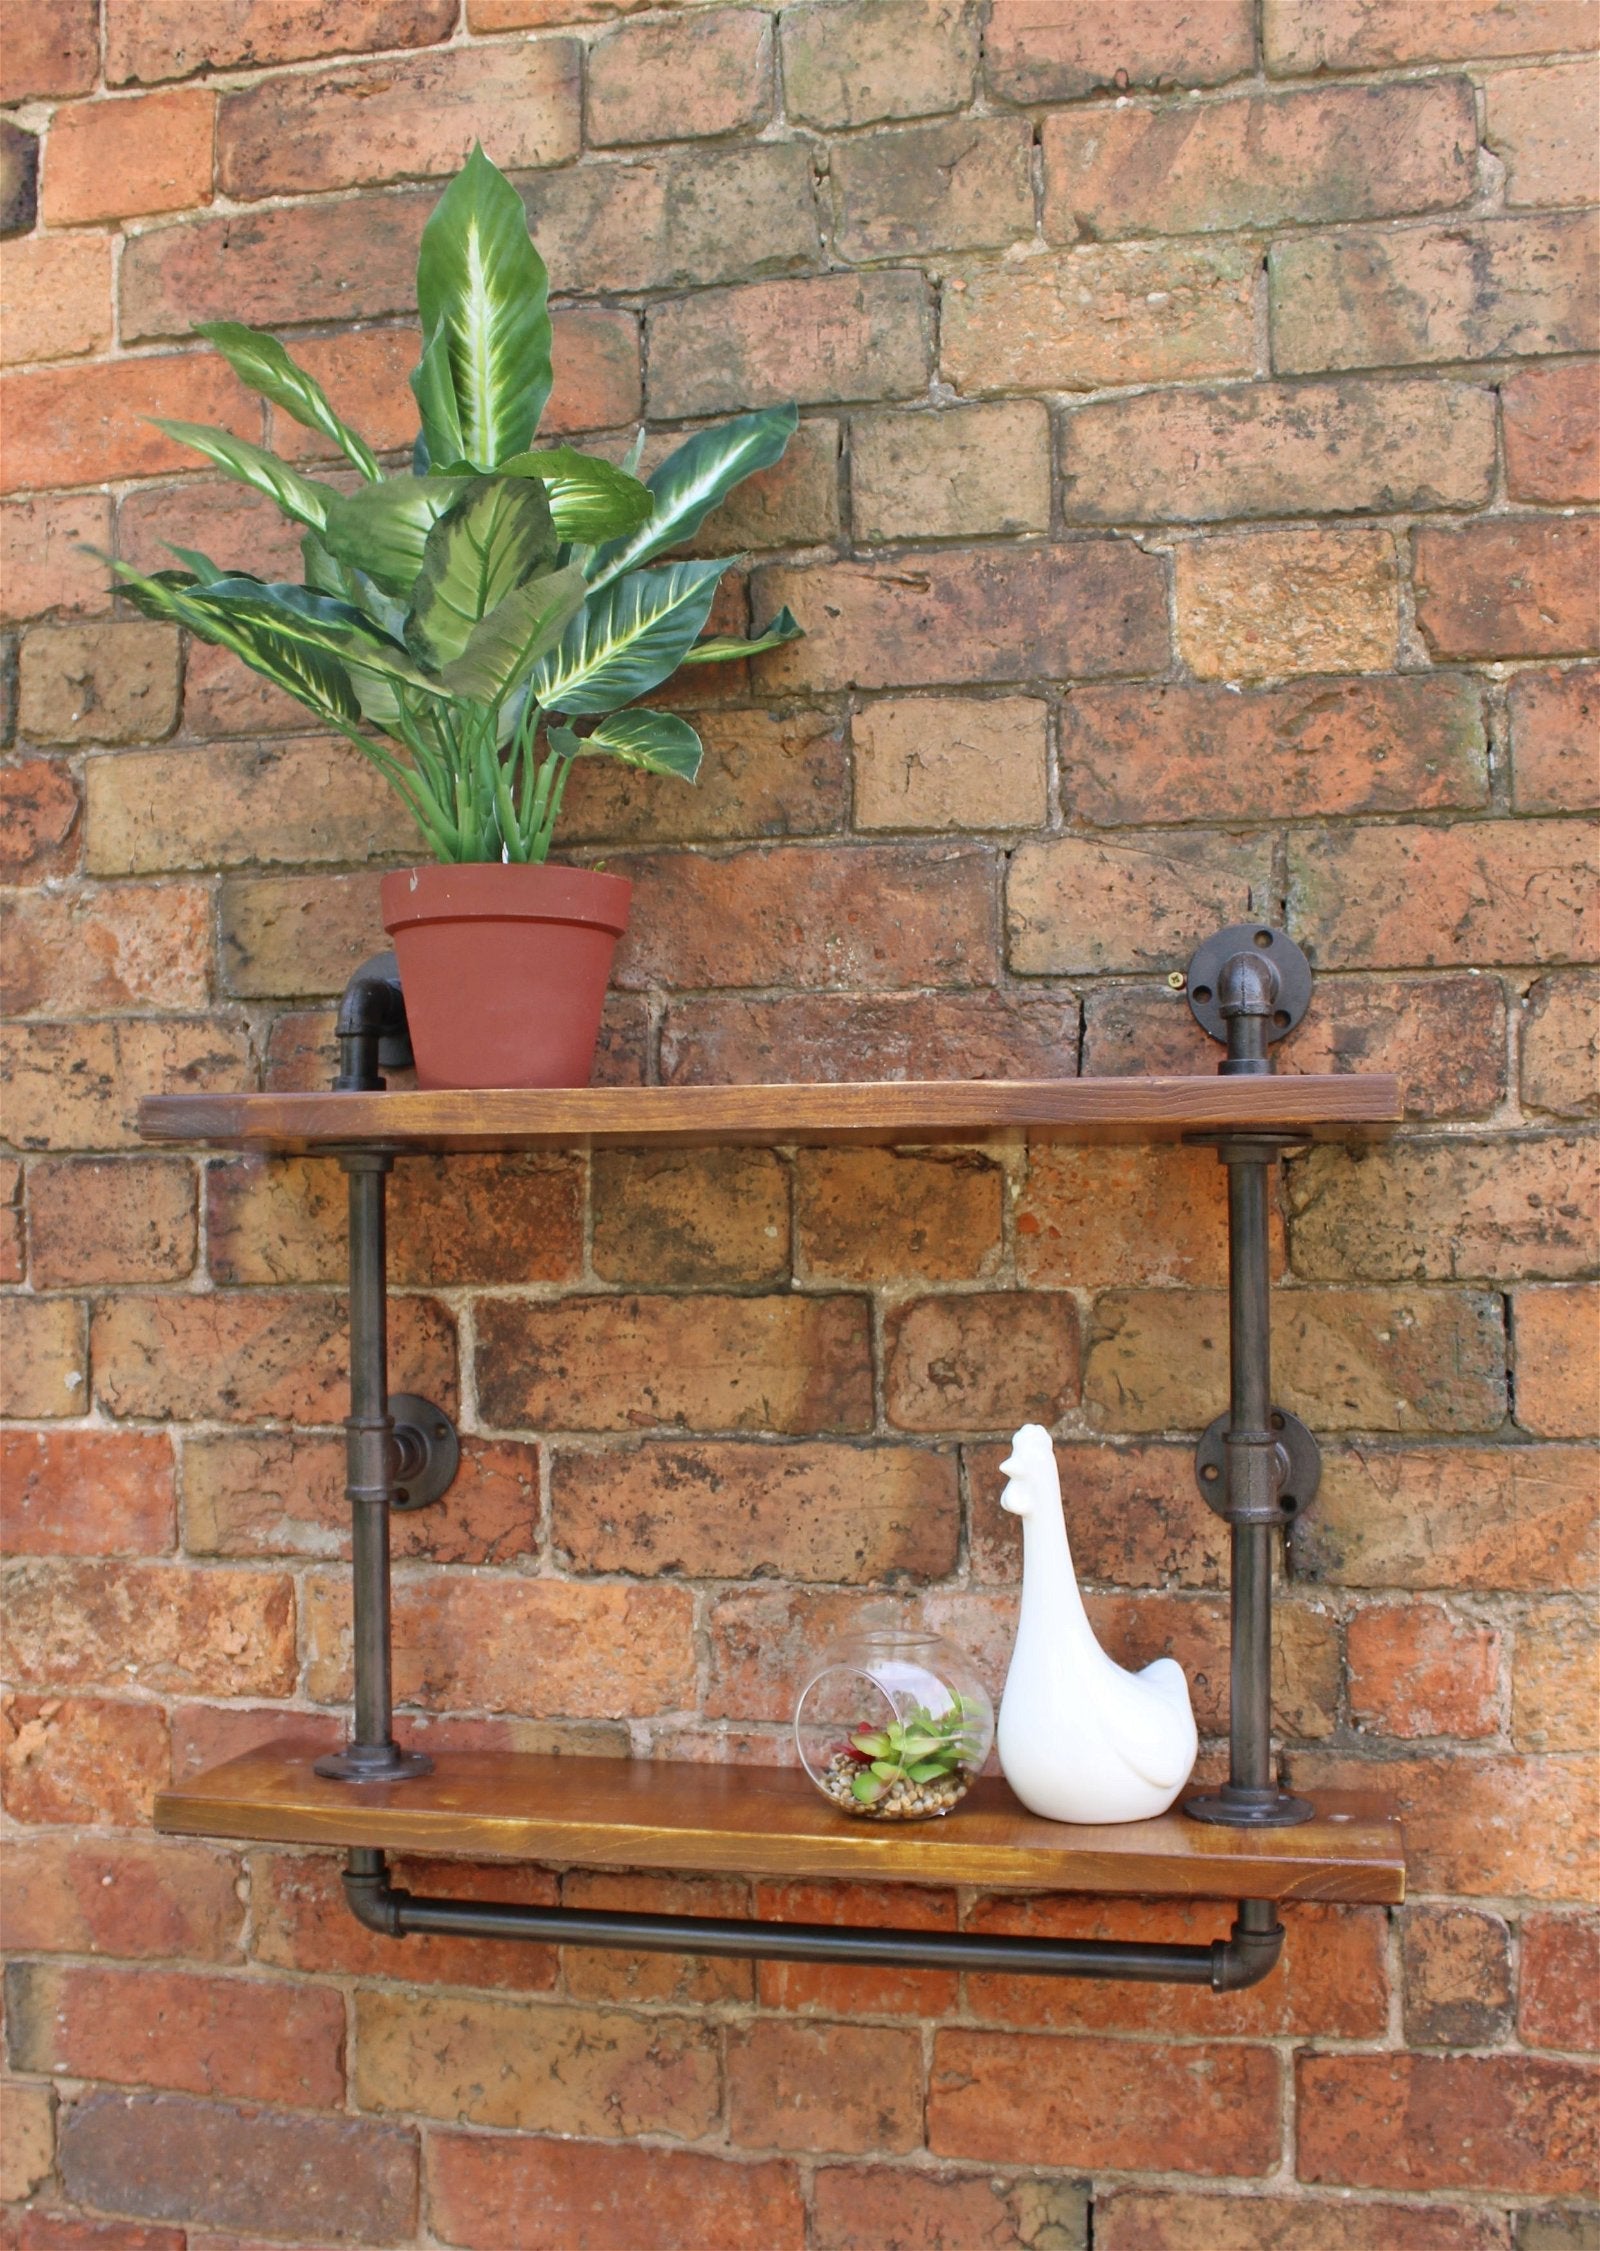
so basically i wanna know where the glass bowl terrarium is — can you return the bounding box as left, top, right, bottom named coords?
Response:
left=794, top=1626, right=995, bottom=1821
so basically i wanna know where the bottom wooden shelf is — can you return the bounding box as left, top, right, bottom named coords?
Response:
left=155, top=1742, right=1405, bottom=1905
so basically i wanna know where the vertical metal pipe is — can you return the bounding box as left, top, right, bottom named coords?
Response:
left=1227, top=1152, right=1273, bottom=1796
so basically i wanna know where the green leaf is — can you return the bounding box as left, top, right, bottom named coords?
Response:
left=413, top=143, right=552, bottom=470
left=679, top=606, right=803, bottom=665
left=194, top=321, right=381, bottom=480
left=586, top=405, right=798, bottom=592
left=403, top=475, right=557, bottom=669
left=850, top=1732, right=890, bottom=1759
left=439, top=562, right=588, bottom=704
left=869, top=1761, right=899, bottom=1782
left=162, top=543, right=231, bottom=584
left=907, top=1759, right=954, bottom=1783
left=111, top=559, right=362, bottom=727
left=186, top=576, right=443, bottom=696
left=850, top=1771, right=884, bottom=1805
left=531, top=560, right=725, bottom=717
left=578, top=708, right=702, bottom=783
left=321, top=477, right=463, bottom=593
left=151, top=421, right=340, bottom=533
left=498, top=446, right=654, bottom=542
left=409, top=327, right=465, bottom=476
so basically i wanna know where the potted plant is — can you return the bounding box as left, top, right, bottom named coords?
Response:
left=111, top=146, right=801, bottom=1089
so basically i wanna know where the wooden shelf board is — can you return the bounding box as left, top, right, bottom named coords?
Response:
left=138, top=1074, right=1401, bottom=1154
left=155, top=1743, right=1405, bottom=1905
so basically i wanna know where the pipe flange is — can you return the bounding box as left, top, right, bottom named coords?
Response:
left=1194, top=1408, right=1321, bottom=1525
left=389, top=1393, right=459, bottom=1511
left=1184, top=924, right=1312, bottom=1045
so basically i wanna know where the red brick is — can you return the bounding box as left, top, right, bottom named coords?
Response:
left=182, top=634, right=314, bottom=737
left=3, top=2211, right=185, bottom=2250
left=944, top=240, right=1256, bottom=395
left=1288, top=1750, right=1596, bottom=1899
left=219, top=41, right=579, bottom=200
left=756, top=546, right=1169, bottom=694
left=817, top=2165, right=1093, bottom=2251
left=1020, top=1143, right=1250, bottom=1290
left=589, top=8, right=770, bottom=145
left=1272, top=214, right=1597, bottom=375
left=1009, top=829, right=1272, bottom=977
left=705, top=1583, right=1007, bottom=1721
left=781, top=0, right=978, bottom=127
left=1179, top=524, right=1400, bottom=679
left=728, top=2018, right=923, bottom=2154
left=800, top=1147, right=1003, bottom=1284
left=672, top=415, right=841, bottom=554
left=1510, top=665, right=1600, bottom=814
left=1059, top=377, right=1495, bottom=522
left=250, top=1849, right=557, bottom=1991
left=1495, top=61, right=1600, bottom=208
left=0, top=235, right=113, bottom=367
left=988, top=0, right=1253, bottom=101
left=1297, top=1443, right=1596, bottom=1591
left=1505, top=363, right=1600, bottom=505
left=1298, top=2052, right=1596, bottom=2193
left=43, top=89, right=214, bottom=226
left=0, top=1159, right=21, bottom=1284
left=0, top=1834, right=242, bottom=1961
left=117, top=476, right=303, bottom=585
left=1095, top=2190, right=1509, bottom=2251
left=1265, top=0, right=1597, bottom=70
left=969, top=1438, right=1228, bottom=1589
left=1402, top=1903, right=1514, bottom=2047
left=854, top=406, right=1049, bottom=545
left=526, top=142, right=819, bottom=299
left=591, top=1147, right=788, bottom=1286
left=1513, top=1595, right=1598, bottom=1751
left=1521, top=1912, right=1600, bottom=2050
left=886, top=1291, right=1080, bottom=1432
left=834, top=118, right=1034, bottom=261
left=3, top=1558, right=296, bottom=1697
left=648, top=271, right=931, bottom=419
left=2, top=497, right=113, bottom=626
left=559, top=1867, right=752, bottom=2006
left=1514, top=1288, right=1598, bottom=1438
left=0, top=1427, right=175, bottom=1555
left=56, top=2091, right=417, bottom=2243
left=7, top=1961, right=345, bottom=2105
left=106, top=0, right=457, bottom=83
left=931, top=2030, right=1280, bottom=2173
left=1290, top=819, right=1599, bottom=967
left=0, top=1018, right=252, bottom=1153
left=662, top=988, right=1078, bottom=1085
left=426, top=2131, right=805, bottom=2251
left=0, top=355, right=257, bottom=495
left=1, top=1292, right=87, bottom=1416
left=120, top=192, right=432, bottom=341
left=1045, top=79, right=1474, bottom=243
left=5, top=885, right=211, bottom=1021
left=1289, top=1134, right=1599, bottom=1284
left=1348, top=1600, right=1503, bottom=1739
left=1, top=0, right=98, bottom=99
left=567, top=706, right=847, bottom=849
left=749, top=1881, right=957, bottom=2019
left=552, top=1438, right=958, bottom=1582
left=1, top=1693, right=169, bottom=1826
left=1515, top=963, right=1598, bottom=1111
left=1416, top=520, right=1600, bottom=660
left=168, top=1704, right=343, bottom=1780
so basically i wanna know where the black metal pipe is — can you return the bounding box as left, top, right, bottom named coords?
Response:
left=334, top=952, right=410, bottom=1092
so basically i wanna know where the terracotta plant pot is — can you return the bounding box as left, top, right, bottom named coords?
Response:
left=381, top=863, right=632, bottom=1090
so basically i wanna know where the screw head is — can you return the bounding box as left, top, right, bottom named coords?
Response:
left=1166, top=970, right=1186, bottom=990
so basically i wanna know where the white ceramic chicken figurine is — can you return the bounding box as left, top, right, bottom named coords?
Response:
left=996, top=1423, right=1197, bottom=1824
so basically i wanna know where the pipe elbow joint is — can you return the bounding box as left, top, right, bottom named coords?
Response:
left=1210, top=1914, right=1285, bottom=1992
left=342, top=1866, right=410, bottom=1939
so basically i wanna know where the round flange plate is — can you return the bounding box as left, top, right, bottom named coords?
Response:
left=1184, top=923, right=1313, bottom=1045
left=1194, top=1408, right=1321, bottom=1524
left=314, top=1743, right=434, bottom=1782
left=388, top=1393, right=459, bottom=1512
left=1184, top=1787, right=1317, bottom=1829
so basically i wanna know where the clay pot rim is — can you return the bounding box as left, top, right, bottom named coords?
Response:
left=381, top=860, right=632, bottom=937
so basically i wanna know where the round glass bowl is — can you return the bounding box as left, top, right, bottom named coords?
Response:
left=794, top=1627, right=995, bottom=1821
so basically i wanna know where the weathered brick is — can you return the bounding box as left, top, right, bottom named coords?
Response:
left=591, top=1147, right=788, bottom=1286
left=18, top=623, right=181, bottom=746
left=1519, top=2212, right=1600, bottom=2251
left=661, top=988, right=1079, bottom=1084
left=57, top=2090, right=418, bottom=2241
left=3, top=1557, right=296, bottom=1697
left=250, top=1848, right=557, bottom=1990
left=565, top=705, right=848, bottom=847
left=306, top=1570, right=696, bottom=1716
left=1044, top=80, right=1475, bottom=242
left=1272, top=214, right=1597, bottom=374
left=2, top=496, right=113, bottom=625
left=1177, top=525, right=1400, bottom=680
left=798, top=1147, right=1004, bottom=1283
left=588, top=8, right=770, bottom=145
left=1297, top=2052, right=1596, bottom=2193
left=1289, top=1135, right=1599, bottom=1284
left=1059, top=377, right=1496, bottom=522
left=220, top=41, right=579, bottom=200
left=0, top=1017, right=252, bottom=1153
left=728, top=2019, right=923, bottom=2154
left=118, top=474, right=304, bottom=584
left=1265, top=0, right=1597, bottom=70
left=1, top=356, right=257, bottom=494
left=1509, top=665, right=1600, bottom=813
left=1296, top=1442, right=1596, bottom=1590
left=1096, top=2189, right=1509, bottom=2251
left=2, top=1692, right=169, bottom=1826
left=756, top=545, right=1168, bottom=693
left=815, top=2166, right=1088, bottom=2251
left=87, top=737, right=413, bottom=876
left=22, top=2225, right=207, bottom=2251
left=220, top=869, right=388, bottom=998
left=2, top=883, right=211, bottom=1017
left=1348, top=1600, right=1503, bottom=1738
left=1520, top=1912, right=1600, bottom=2050
left=990, top=0, right=1252, bottom=100
left=1415, top=519, right=1600, bottom=661
left=931, top=2030, right=1280, bottom=2173
left=0, top=1157, right=21, bottom=1283
left=1496, top=63, right=1600, bottom=211
left=970, top=1438, right=1228, bottom=1589
left=1504, top=363, right=1600, bottom=503
left=1288, top=819, right=1599, bottom=967
left=705, top=1583, right=1008, bottom=1720
left=613, top=840, right=997, bottom=991
left=1513, top=1595, right=1598, bottom=1751
left=1513, top=1288, right=1598, bottom=1437
left=1, top=0, right=98, bottom=99
left=0, top=1833, right=242, bottom=1961
left=752, top=1879, right=958, bottom=2019
left=1009, top=828, right=1272, bottom=977
left=833, top=118, right=1033, bottom=261
left=1, top=1291, right=87, bottom=1416
left=426, top=2131, right=806, bottom=2251
left=648, top=271, right=930, bottom=419
left=0, top=2077, right=53, bottom=2203
left=562, top=1868, right=753, bottom=2007
left=1085, top=1286, right=1507, bottom=1433
left=121, top=192, right=432, bottom=341
left=0, top=1427, right=175, bottom=1554
left=1287, top=1749, right=1595, bottom=1898
left=182, top=633, right=329, bottom=739
left=853, top=403, right=1050, bottom=543
left=1402, top=1904, right=1515, bottom=2047
left=476, top=1291, right=870, bottom=1435
left=782, top=0, right=978, bottom=127
left=944, top=241, right=1256, bottom=396
left=0, top=119, right=40, bottom=236
left=1019, top=1143, right=1254, bottom=1289
left=107, top=0, right=455, bottom=79
left=552, top=1438, right=958, bottom=1581
left=670, top=415, right=840, bottom=556
left=0, top=234, right=113, bottom=367
left=525, top=144, right=819, bottom=300
left=43, top=89, right=214, bottom=226
left=885, top=1291, right=1080, bottom=1431
left=852, top=693, right=1047, bottom=833
left=0, top=757, right=81, bottom=886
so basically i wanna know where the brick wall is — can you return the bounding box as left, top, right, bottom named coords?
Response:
left=2, top=0, right=1597, bottom=2241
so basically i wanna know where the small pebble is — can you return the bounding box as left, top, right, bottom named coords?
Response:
left=817, top=1749, right=971, bottom=1821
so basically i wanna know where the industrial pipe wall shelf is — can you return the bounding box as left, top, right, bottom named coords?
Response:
left=144, top=927, right=1406, bottom=1990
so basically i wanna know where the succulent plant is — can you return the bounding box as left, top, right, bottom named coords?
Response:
left=845, top=1696, right=986, bottom=1808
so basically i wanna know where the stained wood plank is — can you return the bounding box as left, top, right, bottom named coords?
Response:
left=138, top=1074, right=1402, bottom=1154
left=154, top=1743, right=1405, bottom=1905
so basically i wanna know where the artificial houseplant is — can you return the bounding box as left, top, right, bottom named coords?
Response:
left=113, top=146, right=800, bottom=1089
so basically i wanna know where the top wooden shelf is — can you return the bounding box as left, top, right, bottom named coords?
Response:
left=138, top=1074, right=1401, bottom=1154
